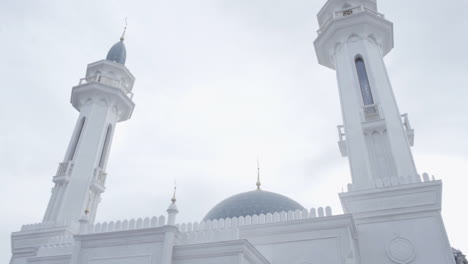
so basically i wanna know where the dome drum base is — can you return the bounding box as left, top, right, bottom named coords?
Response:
left=203, top=190, right=305, bottom=221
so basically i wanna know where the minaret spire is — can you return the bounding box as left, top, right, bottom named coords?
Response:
left=167, top=182, right=179, bottom=226
left=256, top=157, right=261, bottom=190
left=120, top=17, right=128, bottom=41
left=171, top=181, right=177, bottom=204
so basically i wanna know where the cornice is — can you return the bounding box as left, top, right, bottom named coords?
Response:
left=174, top=239, right=270, bottom=264
left=239, top=214, right=357, bottom=239
left=76, top=225, right=176, bottom=248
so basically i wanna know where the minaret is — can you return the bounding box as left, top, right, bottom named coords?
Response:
left=314, top=0, right=417, bottom=190
left=42, top=30, right=135, bottom=226
left=314, top=2, right=455, bottom=264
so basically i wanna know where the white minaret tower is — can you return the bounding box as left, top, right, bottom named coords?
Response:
left=314, top=1, right=455, bottom=264
left=315, top=0, right=418, bottom=191
left=42, top=30, right=135, bottom=226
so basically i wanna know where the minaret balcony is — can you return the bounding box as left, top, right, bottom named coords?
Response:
left=52, top=161, right=74, bottom=184
left=91, top=167, right=107, bottom=193
left=79, top=74, right=134, bottom=99
left=401, top=113, right=415, bottom=146
left=337, top=125, right=347, bottom=157
left=317, top=5, right=385, bottom=35
left=358, top=105, right=415, bottom=147
left=314, top=3, right=393, bottom=69
left=72, top=74, right=136, bottom=122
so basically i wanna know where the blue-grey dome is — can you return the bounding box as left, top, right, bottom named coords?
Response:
left=203, top=190, right=304, bottom=221
left=106, top=40, right=126, bottom=64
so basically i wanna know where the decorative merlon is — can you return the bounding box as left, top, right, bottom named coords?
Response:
left=179, top=206, right=334, bottom=233
left=81, top=215, right=166, bottom=235
left=178, top=206, right=336, bottom=245
left=346, top=171, right=436, bottom=192
left=20, top=221, right=64, bottom=232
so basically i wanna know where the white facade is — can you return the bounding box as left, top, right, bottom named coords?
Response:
left=10, top=0, right=456, bottom=264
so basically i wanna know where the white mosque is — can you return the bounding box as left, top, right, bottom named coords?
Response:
left=9, top=0, right=459, bottom=263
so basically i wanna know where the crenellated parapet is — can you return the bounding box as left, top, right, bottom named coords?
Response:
left=346, top=171, right=437, bottom=192
left=20, top=221, right=62, bottom=232
left=183, top=206, right=334, bottom=231
left=75, top=205, right=336, bottom=238
left=177, top=206, right=335, bottom=245
left=81, top=215, right=167, bottom=235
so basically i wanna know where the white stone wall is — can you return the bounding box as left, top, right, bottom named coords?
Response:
left=341, top=181, right=455, bottom=264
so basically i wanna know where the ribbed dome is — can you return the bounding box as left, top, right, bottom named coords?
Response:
left=106, top=40, right=126, bottom=64
left=203, top=190, right=304, bottom=221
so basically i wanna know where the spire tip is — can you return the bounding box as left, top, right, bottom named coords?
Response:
left=256, top=156, right=261, bottom=190
left=171, top=181, right=177, bottom=204
left=120, top=17, right=128, bottom=41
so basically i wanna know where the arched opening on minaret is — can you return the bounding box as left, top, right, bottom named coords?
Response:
left=98, top=124, right=113, bottom=169
left=67, top=117, right=86, bottom=161
left=355, top=56, right=374, bottom=105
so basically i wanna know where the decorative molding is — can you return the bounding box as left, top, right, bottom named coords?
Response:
left=386, top=235, right=416, bottom=264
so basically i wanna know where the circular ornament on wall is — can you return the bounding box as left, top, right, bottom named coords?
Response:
left=386, top=235, right=416, bottom=264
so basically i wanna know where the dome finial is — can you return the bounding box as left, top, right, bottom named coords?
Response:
left=120, top=17, right=128, bottom=41
left=256, top=156, right=261, bottom=190
left=171, top=180, right=177, bottom=204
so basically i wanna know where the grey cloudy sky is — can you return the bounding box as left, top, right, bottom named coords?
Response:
left=1, top=0, right=467, bottom=262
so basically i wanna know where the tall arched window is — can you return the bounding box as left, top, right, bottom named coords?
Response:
left=99, top=125, right=113, bottom=169
left=68, top=117, right=86, bottom=161
left=355, top=56, right=374, bottom=105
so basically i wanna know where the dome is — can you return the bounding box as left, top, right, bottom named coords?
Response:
left=203, top=189, right=305, bottom=221
left=106, top=40, right=126, bottom=64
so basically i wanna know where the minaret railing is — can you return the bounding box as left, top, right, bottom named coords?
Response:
left=78, top=75, right=134, bottom=99
left=317, top=5, right=385, bottom=34
left=92, top=167, right=107, bottom=192
left=401, top=113, right=415, bottom=146
left=337, top=125, right=347, bottom=157
left=55, top=161, right=74, bottom=176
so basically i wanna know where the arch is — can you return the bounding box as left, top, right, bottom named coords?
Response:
left=68, top=117, right=86, bottom=161
left=348, top=33, right=362, bottom=43
left=98, top=124, right=113, bottom=169
left=334, top=42, right=343, bottom=54
left=367, top=34, right=378, bottom=45
left=95, top=71, right=102, bottom=82
left=355, top=55, right=374, bottom=105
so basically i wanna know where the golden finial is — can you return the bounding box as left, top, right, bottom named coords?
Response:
left=171, top=181, right=177, bottom=204
left=120, top=17, right=128, bottom=41
left=256, top=156, right=261, bottom=190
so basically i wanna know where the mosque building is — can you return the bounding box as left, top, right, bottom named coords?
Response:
left=10, top=0, right=458, bottom=263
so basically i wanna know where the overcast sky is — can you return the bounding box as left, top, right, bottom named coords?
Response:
left=1, top=0, right=467, bottom=262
